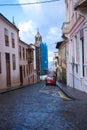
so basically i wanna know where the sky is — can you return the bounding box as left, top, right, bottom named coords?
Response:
left=0, top=0, right=65, bottom=68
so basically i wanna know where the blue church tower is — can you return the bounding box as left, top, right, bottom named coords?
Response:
left=40, top=42, right=48, bottom=75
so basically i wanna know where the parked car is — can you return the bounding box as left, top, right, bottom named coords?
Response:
left=45, top=74, right=56, bottom=86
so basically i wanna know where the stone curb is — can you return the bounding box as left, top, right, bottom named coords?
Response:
left=56, top=82, right=76, bottom=100
left=0, top=82, right=43, bottom=95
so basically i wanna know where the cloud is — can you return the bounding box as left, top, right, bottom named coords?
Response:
left=18, top=0, right=41, bottom=12
left=46, top=27, right=62, bottom=42
left=45, top=27, right=62, bottom=53
left=18, top=20, right=37, bottom=43
left=18, top=0, right=65, bottom=25
left=18, top=0, right=45, bottom=24
left=18, top=0, right=65, bottom=43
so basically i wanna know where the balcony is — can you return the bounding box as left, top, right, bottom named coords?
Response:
left=28, top=56, right=33, bottom=63
left=62, top=14, right=79, bottom=38
left=74, top=0, right=87, bottom=10
left=28, top=48, right=34, bottom=64
left=62, top=22, right=70, bottom=35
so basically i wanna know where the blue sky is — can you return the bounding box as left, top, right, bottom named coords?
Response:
left=0, top=0, right=65, bottom=67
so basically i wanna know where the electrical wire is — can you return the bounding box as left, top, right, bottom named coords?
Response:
left=0, top=0, right=60, bottom=6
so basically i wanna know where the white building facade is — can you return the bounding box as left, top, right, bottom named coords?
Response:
left=62, top=0, right=87, bottom=92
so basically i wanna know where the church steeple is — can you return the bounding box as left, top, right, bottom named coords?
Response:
left=35, top=29, right=42, bottom=46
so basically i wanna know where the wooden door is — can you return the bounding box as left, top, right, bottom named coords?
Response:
left=6, top=53, right=11, bottom=87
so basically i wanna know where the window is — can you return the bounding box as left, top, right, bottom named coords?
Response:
left=82, top=38, right=84, bottom=76
left=12, top=54, right=16, bottom=70
left=80, top=29, right=84, bottom=76
left=26, top=65, right=28, bottom=75
left=0, top=52, right=1, bottom=73
left=19, top=46, right=21, bottom=59
left=26, top=49, right=28, bottom=60
left=23, top=47, right=25, bottom=60
left=24, top=65, right=25, bottom=77
left=75, top=35, right=78, bottom=62
left=11, top=33, right=15, bottom=48
left=4, top=28, right=9, bottom=46
left=29, top=64, right=30, bottom=74
left=76, top=64, right=78, bottom=73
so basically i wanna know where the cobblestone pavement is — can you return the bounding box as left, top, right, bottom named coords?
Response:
left=0, top=82, right=87, bottom=130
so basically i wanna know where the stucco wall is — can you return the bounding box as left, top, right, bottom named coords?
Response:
left=0, top=16, right=20, bottom=90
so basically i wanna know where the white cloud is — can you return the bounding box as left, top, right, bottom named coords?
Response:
left=18, top=0, right=41, bottom=12
left=18, top=0, right=65, bottom=25
left=18, top=0, right=45, bottom=24
left=18, top=20, right=37, bottom=43
left=46, top=27, right=62, bottom=42
left=45, top=27, right=62, bottom=55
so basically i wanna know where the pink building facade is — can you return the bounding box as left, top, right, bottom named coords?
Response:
left=30, top=44, right=37, bottom=84
left=62, top=0, right=87, bottom=92
left=0, top=13, right=37, bottom=92
left=19, top=40, right=36, bottom=86
left=0, top=14, right=20, bottom=91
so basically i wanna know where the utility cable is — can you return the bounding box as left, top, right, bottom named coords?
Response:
left=0, top=0, right=60, bottom=6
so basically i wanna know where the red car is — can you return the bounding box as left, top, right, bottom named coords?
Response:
left=45, top=74, right=56, bottom=86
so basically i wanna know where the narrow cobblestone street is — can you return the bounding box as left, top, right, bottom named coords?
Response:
left=0, top=82, right=87, bottom=130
